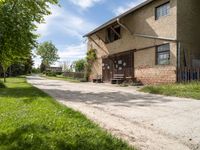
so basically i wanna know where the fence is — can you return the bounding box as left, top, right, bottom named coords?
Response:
left=177, top=67, right=200, bottom=82
left=63, top=72, right=84, bottom=79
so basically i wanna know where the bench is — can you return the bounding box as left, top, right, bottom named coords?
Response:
left=93, top=75, right=103, bottom=83
left=111, top=74, right=125, bottom=84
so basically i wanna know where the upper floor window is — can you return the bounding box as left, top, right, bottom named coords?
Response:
left=156, top=44, right=170, bottom=65
left=155, top=2, right=170, bottom=20
left=106, top=25, right=121, bottom=43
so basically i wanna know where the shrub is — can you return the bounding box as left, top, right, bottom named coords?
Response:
left=32, top=68, right=40, bottom=74
left=56, top=72, right=62, bottom=75
left=46, top=71, right=57, bottom=77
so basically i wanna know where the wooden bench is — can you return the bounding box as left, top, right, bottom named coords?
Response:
left=93, top=75, right=103, bottom=83
left=111, top=74, right=125, bottom=84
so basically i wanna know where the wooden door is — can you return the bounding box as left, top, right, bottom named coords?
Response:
left=112, top=51, right=133, bottom=78
left=102, top=58, right=113, bottom=82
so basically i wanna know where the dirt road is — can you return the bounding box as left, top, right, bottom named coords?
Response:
left=28, top=76, right=200, bottom=150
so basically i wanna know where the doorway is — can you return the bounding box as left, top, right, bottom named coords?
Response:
left=102, top=50, right=134, bottom=82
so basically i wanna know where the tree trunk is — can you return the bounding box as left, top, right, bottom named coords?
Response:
left=3, top=71, right=6, bottom=83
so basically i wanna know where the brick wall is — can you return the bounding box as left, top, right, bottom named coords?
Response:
left=135, top=65, right=176, bottom=85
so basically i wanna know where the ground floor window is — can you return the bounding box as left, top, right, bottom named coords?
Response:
left=156, top=44, right=170, bottom=65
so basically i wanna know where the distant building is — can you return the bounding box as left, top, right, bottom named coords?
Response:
left=46, top=67, right=62, bottom=72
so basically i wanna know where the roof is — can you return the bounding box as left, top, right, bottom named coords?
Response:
left=84, top=0, right=155, bottom=37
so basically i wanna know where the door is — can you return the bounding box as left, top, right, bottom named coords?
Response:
left=102, top=58, right=113, bottom=82
left=112, top=51, right=134, bottom=77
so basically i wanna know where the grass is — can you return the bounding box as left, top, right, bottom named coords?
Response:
left=41, top=75, right=82, bottom=83
left=140, top=82, right=200, bottom=100
left=0, top=81, right=6, bottom=88
left=0, top=77, right=133, bottom=150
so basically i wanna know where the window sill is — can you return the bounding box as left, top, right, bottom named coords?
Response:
left=105, top=39, right=121, bottom=45
left=156, top=63, right=171, bottom=66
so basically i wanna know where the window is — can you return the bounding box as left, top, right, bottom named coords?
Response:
left=156, top=44, right=170, bottom=65
left=155, top=2, right=170, bottom=20
left=106, top=25, right=121, bottom=43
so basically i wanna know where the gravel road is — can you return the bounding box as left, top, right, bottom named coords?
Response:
left=27, top=76, right=200, bottom=150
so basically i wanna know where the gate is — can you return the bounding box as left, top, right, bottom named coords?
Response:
left=177, top=67, right=200, bottom=82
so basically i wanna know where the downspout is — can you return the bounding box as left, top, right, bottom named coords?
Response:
left=177, top=41, right=181, bottom=82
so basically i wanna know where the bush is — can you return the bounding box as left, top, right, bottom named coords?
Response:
left=46, top=71, right=57, bottom=77
left=56, top=72, right=62, bottom=75
left=32, top=68, right=40, bottom=74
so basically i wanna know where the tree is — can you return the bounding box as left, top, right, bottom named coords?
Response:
left=73, top=59, right=86, bottom=72
left=0, top=0, right=58, bottom=82
left=40, top=62, right=46, bottom=73
left=24, top=56, right=34, bottom=74
left=36, top=41, right=60, bottom=68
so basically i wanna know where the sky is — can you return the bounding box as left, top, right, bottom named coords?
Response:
left=34, top=0, right=146, bottom=68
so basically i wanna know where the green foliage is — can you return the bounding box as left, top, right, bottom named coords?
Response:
left=32, top=68, right=40, bottom=74
left=24, top=56, right=34, bottom=74
left=45, top=71, right=57, bottom=77
left=85, top=49, right=97, bottom=81
left=40, top=62, right=46, bottom=73
left=141, top=82, right=200, bottom=100
left=8, top=57, right=34, bottom=76
left=73, top=59, right=86, bottom=72
left=86, top=49, right=97, bottom=63
left=36, top=41, right=60, bottom=66
left=0, top=77, right=133, bottom=150
left=0, top=0, right=58, bottom=82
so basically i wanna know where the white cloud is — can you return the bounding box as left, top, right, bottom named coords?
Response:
left=36, top=5, right=96, bottom=39
left=34, top=5, right=94, bottom=67
left=33, top=43, right=87, bottom=68
left=113, top=0, right=146, bottom=16
left=69, top=0, right=103, bottom=9
left=58, top=43, right=87, bottom=61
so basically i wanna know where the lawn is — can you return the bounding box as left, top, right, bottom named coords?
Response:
left=141, top=82, right=200, bottom=100
left=0, top=77, right=133, bottom=150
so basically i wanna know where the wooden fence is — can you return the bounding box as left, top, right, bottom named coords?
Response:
left=177, top=67, right=200, bottom=82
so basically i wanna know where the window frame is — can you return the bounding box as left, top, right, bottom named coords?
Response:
left=155, top=1, right=170, bottom=20
left=106, top=25, right=121, bottom=43
left=156, top=44, right=170, bottom=65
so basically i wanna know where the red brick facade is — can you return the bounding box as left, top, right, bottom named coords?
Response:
left=135, top=65, right=177, bottom=85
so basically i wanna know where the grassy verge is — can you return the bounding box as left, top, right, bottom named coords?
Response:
left=41, top=75, right=82, bottom=83
left=0, top=81, right=6, bottom=88
left=140, top=82, right=200, bottom=100
left=0, top=77, right=133, bottom=150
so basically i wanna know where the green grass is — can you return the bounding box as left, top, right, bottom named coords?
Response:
left=140, top=82, right=200, bottom=100
left=0, top=77, right=133, bottom=150
left=42, top=75, right=82, bottom=83
left=0, top=81, right=6, bottom=88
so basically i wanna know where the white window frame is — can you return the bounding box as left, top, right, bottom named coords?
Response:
left=156, top=44, right=170, bottom=65
left=155, top=2, right=170, bottom=20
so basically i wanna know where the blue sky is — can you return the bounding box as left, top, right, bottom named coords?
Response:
left=34, top=0, right=145, bottom=67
